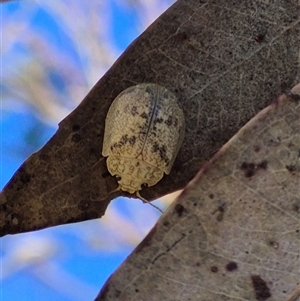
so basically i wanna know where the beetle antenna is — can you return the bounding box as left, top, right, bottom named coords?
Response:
left=136, top=191, right=164, bottom=213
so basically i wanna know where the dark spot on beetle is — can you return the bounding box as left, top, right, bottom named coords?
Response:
left=254, top=33, right=265, bottom=43
left=174, top=204, right=185, bottom=217
left=226, top=261, right=238, bottom=271
left=135, top=289, right=139, bottom=293
left=155, top=117, right=164, bottom=124
left=195, top=262, right=201, bottom=267
left=251, top=275, right=271, bottom=300
left=78, top=199, right=91, bottom=211
left=152, top=142, right=169, bottom=164
left=211, top=266, right=218, bottom=273
left=113, top=134, right=132, bottom=148
left=140, top=112, right=148, bottom=119
left=241, top=160, right=268, bottom=177
left=165, top=115, right=173, bottom=126
left=128, top=136, right=136, bottom=146
left=209, top=194, right=214, bottom=199
left=72, top=124, right=80, bottom=131
left=174, top=118, right=178, bottom=127
left=72, top=133, right=82, bottom=142
left=131, top=106, right=138, bottom=116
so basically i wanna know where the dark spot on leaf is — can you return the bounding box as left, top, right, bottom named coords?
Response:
left=72, top=133, right=82, bottom=142
left=78, top=199, right=91, bottom=211
left=11, top=213, right=19, bottom=225
left=40, top=153, right=49, bottom=161
left=72, top=124, right=80, bottom=131
left=163, top=221, right=170, bottom=227
left=286, top=164, right=298, bottom=174
left=66, top=217, right=77, bottom=224
left=268, top=240, right=279, bottom=249
left=253, top=145, right=261, bottom=152
left=211, top=266, right=218, bottom=273
left=212, top=203, right=226, bottom=221
left=19, top=168, right=31, bottom=185
left=89, top=147, right=98, bottom=157
left=241, top=160, right=268, bottom=177
left=292, top=204, right=299, bottom=213
left=287, top=91, right=300, bottom=101
left=257, top=160, right=268, bottom=169
left=216, top=213, right=224, bottom=222
left=226, top=261, right=238, bottom=271
left=218, top=204, right=225, bottom=213
left=251, top=275, right=271, bottom=300
left=174, top=204, right=185, bottom=217
left=1, top=204, right=7, bottom=211
left=254, top=33, right=265, bottom=43
left=175, top=32, right=188, bottom=42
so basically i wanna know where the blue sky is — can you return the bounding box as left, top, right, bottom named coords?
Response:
left=1, top=1, right=173, bottom=300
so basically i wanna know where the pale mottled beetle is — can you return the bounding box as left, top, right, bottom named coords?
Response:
left=102, top=83, right=185, bottom=204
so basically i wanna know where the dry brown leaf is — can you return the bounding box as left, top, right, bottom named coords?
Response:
left=1, top=0, right=299, bottom=236
left=96, top=87, right=300, bottom=301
